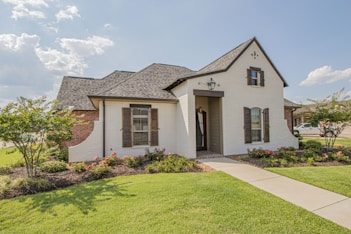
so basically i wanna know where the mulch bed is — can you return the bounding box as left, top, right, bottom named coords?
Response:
left=1, top=161, right=213, bottom=200
left=228, top=155, right=350, bottom=168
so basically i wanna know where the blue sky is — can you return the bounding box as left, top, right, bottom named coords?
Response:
left=1, top=0, right=351, bottom=107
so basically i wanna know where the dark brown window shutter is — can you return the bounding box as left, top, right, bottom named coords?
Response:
left=260, top=70, right=265, bottom=87
left=263, top=108, right=270, bottom=142
left=150, top=108, right=159, bottom=146
left=244, top=107, right=252, bottom=143
left=247, top=69, right=251, bottom=85
left=122, top=107, right=132, bottom=147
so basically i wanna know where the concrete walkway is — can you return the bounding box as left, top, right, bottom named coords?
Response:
left=199, top=157, right=351, bottom=230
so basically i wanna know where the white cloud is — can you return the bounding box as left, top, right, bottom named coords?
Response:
left=35, top=47, right=86, bottom=75
left=299, top=66, right=351, bottom=86
left=35, top=36, right=114, bottom=75
left=0, top=33, right=39, bottom=51
left=104, top=23, right=114, bottom=30
left=60, top=36, right=114, bottom=56
left=2, top=0, right=49, bottom=20
left=56, top=5, right=80, bottom=22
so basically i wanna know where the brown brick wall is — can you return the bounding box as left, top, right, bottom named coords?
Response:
left=284, top=107, right=293, bottom=133
left=63, top=110, right=99, bottom=148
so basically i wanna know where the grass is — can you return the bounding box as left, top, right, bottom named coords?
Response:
left=267, top=166, right=351, bottom=198
left=0, top=147, right=23, bottom=167
left=301, top=137, right=351, bottom=147
left=0, top=172, right=348, bottom=233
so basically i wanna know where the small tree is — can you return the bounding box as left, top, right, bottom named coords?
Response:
left=307, top=89, right=351, bottom=150
left=0, top=97, right=79, bottom=177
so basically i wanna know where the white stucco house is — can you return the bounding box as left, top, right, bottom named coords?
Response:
left=57, top=37, right=298, bottom=162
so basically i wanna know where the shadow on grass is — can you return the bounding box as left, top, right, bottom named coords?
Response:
left=18, top=179, right=136, bottom=215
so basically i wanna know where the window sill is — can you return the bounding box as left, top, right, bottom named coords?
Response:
left=132, top=145, right=150, bottom=149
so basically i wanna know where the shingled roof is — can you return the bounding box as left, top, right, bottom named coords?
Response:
left=91, top=63, right=194, bottom=101
left=57, top=70, right=134, bottom=110
left=57, top=37, right=290, bottom=110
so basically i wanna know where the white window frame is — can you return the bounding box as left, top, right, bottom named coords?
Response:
left=131, top=107, right=150, bottom=146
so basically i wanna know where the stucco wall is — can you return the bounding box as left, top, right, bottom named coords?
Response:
left=174, top=40, right=298, bottom=157
left=69, top=100, right=178, bottom=162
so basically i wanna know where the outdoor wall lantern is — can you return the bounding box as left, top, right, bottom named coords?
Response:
left=207, top=78, right=218, bottom=91
left=198, top=77, right=220, bottom=91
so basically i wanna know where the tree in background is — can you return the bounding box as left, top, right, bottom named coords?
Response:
left=0, top=97, right=80, bottom=177
left=307, top=89, right=351, bottom=150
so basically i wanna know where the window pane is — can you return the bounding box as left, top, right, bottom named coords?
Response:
left=251, top=71, right=257, bottom=78
left=251, top=108, right=261, bottom=128
left=252, top=130, right=261, bottom=142
left=133, top=132, right=148, bottom=145
left=133, top=108, right=148, bottom=116
left=133, top=118, right=148, bottom=131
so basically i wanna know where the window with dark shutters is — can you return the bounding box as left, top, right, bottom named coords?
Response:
left=150, top=108, right=159, bottom=146
left=122, top=106, right=159, bottom=147
left=263, top=108, right=270, bottom=142
left=244, top=107, right=252, bottom=143
left=247, top=67, right=265, bottom=87
left=122, top=107, right=132, bottom=147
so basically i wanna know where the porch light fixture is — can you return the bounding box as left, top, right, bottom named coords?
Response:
left=207, top=78, right=217, bottom=91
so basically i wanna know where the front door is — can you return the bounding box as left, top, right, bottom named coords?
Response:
left=196, top=108, right=207, bottom=151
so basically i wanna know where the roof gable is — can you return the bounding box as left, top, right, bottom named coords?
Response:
left=165, top=37, right=288, bottom=90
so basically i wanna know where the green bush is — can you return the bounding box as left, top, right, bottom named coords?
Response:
left=12, top=177, right=53, bottom=193
left=146, top=154, right=197, bottom=173
left=40, top=161, right=67, bottom=173
left=1, top=177, right=53, bottom=198
left=70, top=162, right=87, bottom=173
left=304, top=140, right=322, bottom=154
left=302, top=149, right=318, bottom=159
left=146, top=148, right=166, bottom=161
left=56, top=149, right=68, bottom=162
left=0, top=166, right=11, bottom=175
left=122, top=156, right=143, bottom=168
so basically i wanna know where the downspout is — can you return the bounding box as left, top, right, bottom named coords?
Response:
left=103, top=99, right=106, bottom=157
left=291, top=108, right=296, bottom=133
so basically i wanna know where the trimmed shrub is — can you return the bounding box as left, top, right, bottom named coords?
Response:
left=304, top=140, right=322, bottom=154
left=122, top=156, right=143, bottom=168
left=146, top=154, right=197, bottom=173
left=70, top=162, right=87, bottom=173
left=146, top=148, right=166, bottom=161
left=40, top=161, right=67, bottom=173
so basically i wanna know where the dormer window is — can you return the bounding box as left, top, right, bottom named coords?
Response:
left=247, top=67, right=265, bottom=87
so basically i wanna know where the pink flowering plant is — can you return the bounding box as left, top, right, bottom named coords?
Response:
left=86, top=157, right=110, bottom=178
left=248, top=148, right=275, bottom=158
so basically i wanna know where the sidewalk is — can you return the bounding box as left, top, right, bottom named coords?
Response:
left=199, top=157, right=351, bottom=230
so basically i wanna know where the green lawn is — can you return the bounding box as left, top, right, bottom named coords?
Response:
left=0, top=172, right=348, bottom=233
left=267, top=166, right=351, bottom=198
left=301, top=137, right=351, bottom=147
left=0, top=147, right=23, bottom=167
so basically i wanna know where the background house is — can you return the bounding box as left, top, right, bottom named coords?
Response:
left=57, top=37, right=298, bottom=162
